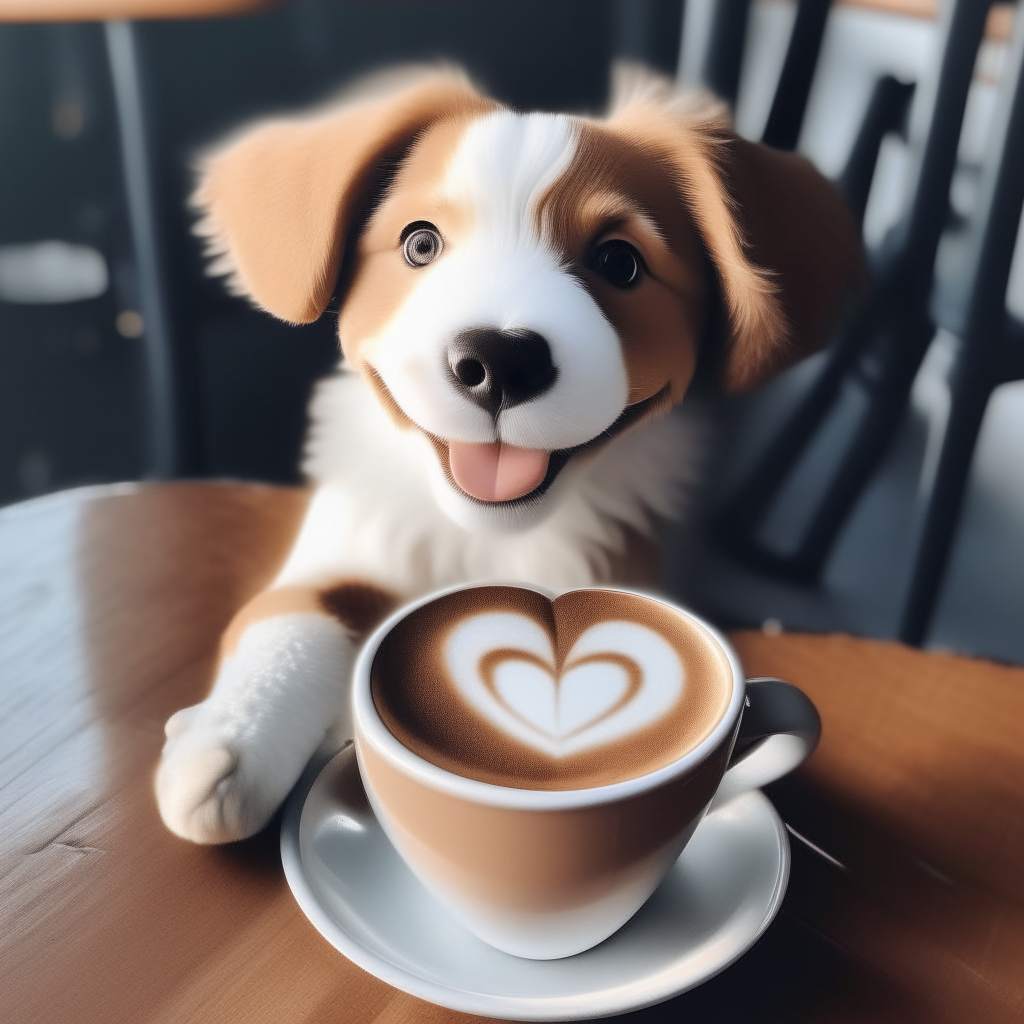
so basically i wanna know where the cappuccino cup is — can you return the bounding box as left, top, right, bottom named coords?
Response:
left=352, top=583, right=819, bottom=960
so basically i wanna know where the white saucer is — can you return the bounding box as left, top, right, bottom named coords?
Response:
left=281, top=744, right=790, bottom=1022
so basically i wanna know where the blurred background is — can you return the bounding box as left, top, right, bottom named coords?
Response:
left=1, top=0, right=1022, bottom=663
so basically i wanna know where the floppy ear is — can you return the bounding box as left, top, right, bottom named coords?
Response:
left=609, top=79, right=866, bottom=392
left=192, top=68, right=495, bottom=324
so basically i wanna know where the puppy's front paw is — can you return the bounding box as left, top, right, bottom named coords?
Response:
left=155, top=711, right=277, bottom=844
left=155, top=611, right=357, bottom=844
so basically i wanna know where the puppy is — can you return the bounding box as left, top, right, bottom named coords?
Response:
left=156, top=67, right=862, bottom=844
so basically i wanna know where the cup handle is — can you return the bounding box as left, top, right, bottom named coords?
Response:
left=710, top=677, right=821, bottom=810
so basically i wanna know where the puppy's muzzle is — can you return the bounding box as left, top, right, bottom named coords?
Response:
left=447, top=328, right=558, bottom=417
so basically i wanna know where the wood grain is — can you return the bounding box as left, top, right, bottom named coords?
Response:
left=1, top=483, right=1021, bottom=1023
left=0, top=0, right=273, bottom=21
left=733, top=629, right=1024, bottom=1024
left=839, top=1, right=1014, bottom=42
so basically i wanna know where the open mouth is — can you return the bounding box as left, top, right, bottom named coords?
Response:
left=430, top=385, right=671, bottom=506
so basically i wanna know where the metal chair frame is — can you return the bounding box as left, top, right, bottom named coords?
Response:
left=713, top=0, right=996, bottom=614
left=104, top=20, right=179, bottom=478
left=900, top=4, right=1024, bottom=643
left=702, top=0, right=832, bottom=152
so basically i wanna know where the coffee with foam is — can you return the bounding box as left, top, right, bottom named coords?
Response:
left=370, top=586, right=732, bottom=789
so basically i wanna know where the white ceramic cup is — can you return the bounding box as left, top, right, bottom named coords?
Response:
left=352, top=582, right=820, bottom=960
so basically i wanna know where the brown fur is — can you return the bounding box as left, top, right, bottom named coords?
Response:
left=320, top=582, right=399, bottom=637
left=540, top=124, right=708, bottom=405
left=221, top=582, right=397, bottom=657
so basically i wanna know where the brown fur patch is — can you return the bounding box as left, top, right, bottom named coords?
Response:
left=193, top=69, right=495, bottom=325
left=220, top=586, right=322, bottom=657
left=221, top=581, right=398, bottom=657
left=320, top=582, right=399, bottom=638
left=539, top=121, right=708, bottom=405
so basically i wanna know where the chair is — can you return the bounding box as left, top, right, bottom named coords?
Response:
left=701, top=0, right=833, bottom=151
left=712, top=0, right=998, bottom=609
left=0, top=2, right=268, bottom=505
left=899, top=2, right=1024, bottom=642
left=612, top=0, right=686, bottom=77
left=0, top=20, right=152, bottom=503
left=700, top=0, right=916, bottom=220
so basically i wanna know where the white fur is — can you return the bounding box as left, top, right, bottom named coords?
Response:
left=370, top=112, right=628, bottom=468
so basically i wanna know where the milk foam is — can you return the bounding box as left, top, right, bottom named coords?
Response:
left=446, top=613, right=684, bottom=757
left=370, top=586, right=732, bottom=790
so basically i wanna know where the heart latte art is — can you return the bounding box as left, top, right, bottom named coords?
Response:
left=371, top=586, right=732, bottom=789
left=446, top=614, right=684, bottom=757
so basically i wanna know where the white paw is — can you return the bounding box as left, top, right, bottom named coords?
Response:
left=156, top=611, right=355, bottom=844
left=156, top=714, right=278, bottom=844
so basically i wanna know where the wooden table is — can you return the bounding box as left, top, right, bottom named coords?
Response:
left=841, top=1, right=1015, bottom=43
left=2, top=482, right=1022, bottom=1024
left=0, top=0, right=271, bottom=20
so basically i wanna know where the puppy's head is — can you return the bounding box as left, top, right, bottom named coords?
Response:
left=195, top=67, right=863, bottom=530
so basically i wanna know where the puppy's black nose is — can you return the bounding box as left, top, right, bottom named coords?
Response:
left=447, top=329, right=558, bottom=417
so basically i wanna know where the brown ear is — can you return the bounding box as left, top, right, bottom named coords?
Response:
left=717, top=136, right=867, bottom=390
left=192, top=67, right=495, bottom=324
left=609, top=80, right=865, bottom=392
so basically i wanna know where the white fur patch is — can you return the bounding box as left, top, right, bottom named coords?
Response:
left=369, top=110, right=628, bottom=456
left=442, top=111, right=576, bottom=242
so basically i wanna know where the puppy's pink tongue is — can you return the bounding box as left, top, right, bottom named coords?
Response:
left=448, top=442, right=550, bottom=502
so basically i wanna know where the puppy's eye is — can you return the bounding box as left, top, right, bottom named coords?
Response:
left=402, top=223, right=443, bottom=267
left=593, top=239, right=643, bottom=289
